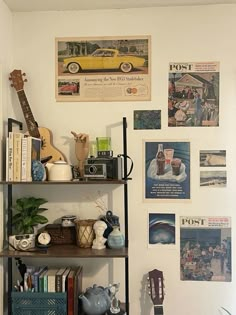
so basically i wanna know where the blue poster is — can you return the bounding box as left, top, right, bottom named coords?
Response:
left=145, top=141, right=190, bottom=199
left=149, top=213, right=176, bottom=245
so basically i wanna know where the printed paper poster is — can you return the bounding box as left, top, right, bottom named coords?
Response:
left=180, top=216, right=231, bottom=282
left=145, top=141, right=190, bottom=200
left=168, top=62, right=219, bottom=127
left=56, top=36, right=150, bottom=102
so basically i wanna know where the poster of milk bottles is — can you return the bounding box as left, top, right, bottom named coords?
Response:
left=145, top=141, right=190, bottom=200
left=168, top=62, right=219, bottom=127
left=180, top=216, right=231, bottom=282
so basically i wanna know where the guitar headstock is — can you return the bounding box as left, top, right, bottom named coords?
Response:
left=147, top=269, right=164, bottom=306
left=9, top=69, right=27, bottom=92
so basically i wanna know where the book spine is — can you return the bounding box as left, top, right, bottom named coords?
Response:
left=5, top=138, right=9, bottom=181
left=67, top=276, right=74, bottom=315
left=13, top=133, right=23, bottom=181
left=48, top=273, right=56, bottom=293
left=43, top=274, right=48, bottom=292
left=33, top=272, right=39, bottom=292
left=21, top=137, right=28, bottom=181
left=8, top=132, right=14, bottom=181
left=26, top=137, right=32, bottom=181
left=55, top=274, right=62, bottom=292
left=39, top=276, right=44, bottom=292
left=62, top=268, right=70, bottom=292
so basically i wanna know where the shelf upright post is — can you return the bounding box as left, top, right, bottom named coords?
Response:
left=7, top=118, right=23, bottom=315
left=122, top=117, right=129, bottom=315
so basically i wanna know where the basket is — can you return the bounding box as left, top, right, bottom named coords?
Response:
left=45, top=224, right=76, bottom=245
left=12, top=292, right=67, bottom=315
left=75, top=219, right=96, bottom=248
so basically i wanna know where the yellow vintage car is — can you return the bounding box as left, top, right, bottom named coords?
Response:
left=63, top=48, right=146, bottom=74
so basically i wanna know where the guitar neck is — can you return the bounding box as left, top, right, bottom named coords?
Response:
left=154, top=305, right=164, bottom=315
left=17, top=89, right=40, bottom=138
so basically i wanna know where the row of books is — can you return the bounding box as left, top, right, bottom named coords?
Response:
left=6, top=131, right=41, bottom=181
left=15, top=265, right=83, bottom=315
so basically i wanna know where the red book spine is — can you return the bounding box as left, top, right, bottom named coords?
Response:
left=67, top=273, right=74, bottom=315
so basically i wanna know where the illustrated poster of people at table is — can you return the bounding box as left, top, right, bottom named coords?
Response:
left=180, top=216, right=231, bottom=282
left=145, top=141, right=190, bottom=200
left=168, top=62, right=219, bottom=127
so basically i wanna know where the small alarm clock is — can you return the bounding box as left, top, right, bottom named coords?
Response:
left=36, top=232, right=51, bottom=248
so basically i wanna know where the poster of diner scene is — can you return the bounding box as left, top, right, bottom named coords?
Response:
left=168, top=61, right=219, bottom=127
left=56, top=36, right=150, bottom=102
left=145, top=141, right=190, bottom=200
left=180, top=216, right=231, bottom=282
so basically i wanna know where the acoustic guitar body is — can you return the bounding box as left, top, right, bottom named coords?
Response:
left=25, top=127, right=66, bottom=162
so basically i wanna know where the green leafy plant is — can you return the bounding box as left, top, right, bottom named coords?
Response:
left=12, top=197, right=49, bottom=234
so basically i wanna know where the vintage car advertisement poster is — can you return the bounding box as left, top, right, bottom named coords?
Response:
left=180, top=216, right=231, bottom=282
left=56, top=36, right=150, bottom=102
left=145, top=141, right=190, bottom=200
left=168, top=62, right=219, bottom=127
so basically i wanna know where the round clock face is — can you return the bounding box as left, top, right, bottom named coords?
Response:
left=37, top=232, right=51, bottom=246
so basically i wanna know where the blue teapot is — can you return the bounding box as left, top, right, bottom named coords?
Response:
left=79, top=284, right=111, bottom=315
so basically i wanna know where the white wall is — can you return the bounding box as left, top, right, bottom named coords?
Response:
left=0, top=1, right=14, bottom=314
left=1, top=3, right=236, bottom=315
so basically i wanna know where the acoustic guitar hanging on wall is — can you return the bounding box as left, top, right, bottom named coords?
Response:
left=9, top=69, right=66, bottom=163
left=147, top=268, right=165, bottom=315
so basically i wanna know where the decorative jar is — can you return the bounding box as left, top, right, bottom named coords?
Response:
left=75, top=219, right=96, bottom=248
left=107, top=226, right=125, bottom=249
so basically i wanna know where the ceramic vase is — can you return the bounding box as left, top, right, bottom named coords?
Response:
left=107, top=226, right=125, bottom=249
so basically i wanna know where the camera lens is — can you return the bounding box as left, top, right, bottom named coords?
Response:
left=19, top=239, right=30, bottom=250
left=89, top=165, right=97, bottom=174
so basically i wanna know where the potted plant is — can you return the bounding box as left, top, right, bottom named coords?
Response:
left=12, top=197, right=49, bottom=234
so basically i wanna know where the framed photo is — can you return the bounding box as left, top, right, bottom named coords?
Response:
left=144, top=140, right=190, bottom=200
left=56, top=36, right=151, bottom=102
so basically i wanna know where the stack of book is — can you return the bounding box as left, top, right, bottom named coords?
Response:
left=6, top=131, right=41, bottom=182
left=16, top=265, right=83, bottom=315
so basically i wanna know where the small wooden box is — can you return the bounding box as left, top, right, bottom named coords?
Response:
left=45, top=224, right=76, bottom=245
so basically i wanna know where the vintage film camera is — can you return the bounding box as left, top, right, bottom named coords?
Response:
left=9, top=234, right=35, bottom=251
left=84, top=156, right=123, bottom=180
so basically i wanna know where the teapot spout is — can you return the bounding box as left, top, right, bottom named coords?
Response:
left=79, top=293, right=91, bottom=308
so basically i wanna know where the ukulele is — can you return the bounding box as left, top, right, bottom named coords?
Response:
left=9, top=69, right=66, bottom=162
left=147, top=269, right=165, bottom=315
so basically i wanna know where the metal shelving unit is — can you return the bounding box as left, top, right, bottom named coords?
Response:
left=1, top=117, right=130, bottom=315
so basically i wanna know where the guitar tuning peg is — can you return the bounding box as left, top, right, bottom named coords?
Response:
left=10, top=84, right=14, bottom=87
left=148, top=290, right=151, bottom=296
left=147, top=284, right=150, bottom=288
left=22, top=72, right=26, bottom=76
left=9, top=77, right=12, bottom=81
left=24, top=79, right=28, bottom=82
left=147, top=277, right=149, bottom=280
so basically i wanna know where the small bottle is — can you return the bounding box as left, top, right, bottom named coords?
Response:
left=156, top=144, right=165, bottom=175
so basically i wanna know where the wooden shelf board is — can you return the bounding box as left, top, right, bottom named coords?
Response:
left=0, top=245, right=128, bottom=258
left=0, top=179, right=126, bottom=185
